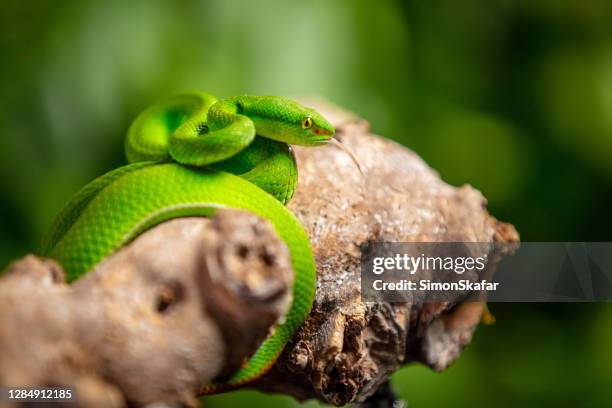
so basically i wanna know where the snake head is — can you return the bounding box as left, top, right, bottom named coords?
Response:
left=299, top=110, right=335, bottom=146
left=246, top=97, right=335, bottom=146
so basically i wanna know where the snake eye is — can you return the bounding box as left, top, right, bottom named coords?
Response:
left=302, top=116, right=313, bottom=129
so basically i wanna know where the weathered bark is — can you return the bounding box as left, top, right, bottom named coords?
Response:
left=0, top=212, right=293, bottom=408
left=0, top=99, right=518, bottom=407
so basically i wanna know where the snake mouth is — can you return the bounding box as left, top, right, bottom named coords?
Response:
left=310, top=129, right=335, bottom=145
left=312, top=138, right=332, bottom=146
left=311, top=127, right=334, bottom=143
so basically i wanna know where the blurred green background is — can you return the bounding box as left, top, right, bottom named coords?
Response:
left=1, top=0, right=611, bottom=406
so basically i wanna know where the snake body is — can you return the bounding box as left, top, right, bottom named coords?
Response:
left=40, top=92, right=335, bottom=392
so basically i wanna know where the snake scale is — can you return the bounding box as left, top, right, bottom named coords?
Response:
left=40, top=92, right=335, bottom=393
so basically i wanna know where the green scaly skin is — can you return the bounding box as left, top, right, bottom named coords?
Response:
left=40, top=92, right=335, bottom=393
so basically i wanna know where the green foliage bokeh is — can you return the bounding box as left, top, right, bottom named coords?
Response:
left=1, top=0, right=611, bottom=406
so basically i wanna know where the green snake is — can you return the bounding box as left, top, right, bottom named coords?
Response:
left=40, top=92, right=335, bottom=392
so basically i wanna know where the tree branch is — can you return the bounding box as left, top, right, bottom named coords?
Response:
left=0, top=99, right=518, bottom=407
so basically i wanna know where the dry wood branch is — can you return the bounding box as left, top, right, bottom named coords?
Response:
left=0, top=213, right=293, bottom=407
left=0, top=100, right=518, bottom=407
